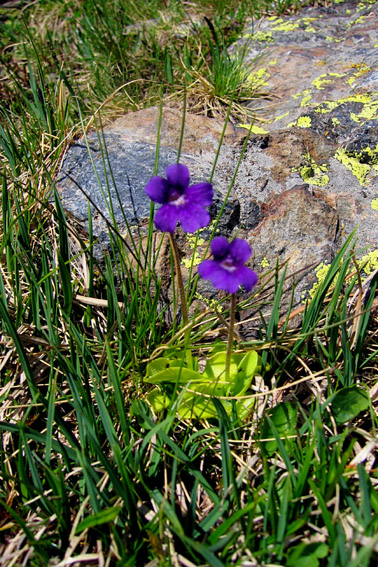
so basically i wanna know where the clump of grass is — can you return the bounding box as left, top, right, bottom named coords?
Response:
left=0, top=0, right=378, bottom=566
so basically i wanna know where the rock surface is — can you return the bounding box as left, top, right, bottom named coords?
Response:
left=57, top=0, right=378, bottom=303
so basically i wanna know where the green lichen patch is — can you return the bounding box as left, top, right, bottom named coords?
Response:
left=371, top=199, right=378, bottom=211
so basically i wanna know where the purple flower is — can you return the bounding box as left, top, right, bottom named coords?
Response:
left=198, top=236, right=258, bottom=294
left=145, top=163, right=213, bottom=233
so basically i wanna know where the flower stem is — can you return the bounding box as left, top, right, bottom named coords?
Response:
left=225, top=293, right=236, bottom=381
left=169, top=233, right=191, bottom=364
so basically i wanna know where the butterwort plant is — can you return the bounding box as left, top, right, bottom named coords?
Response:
left=146, top=163, right=213, bottom=349
left=144, top=163, right=260, bottom=419
left=199, top=236, right=258, bottom=380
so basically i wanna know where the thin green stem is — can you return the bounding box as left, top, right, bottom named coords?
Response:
left=169, top=233, right=192, bottom=365
left=226, top=293, right=236, bottom=381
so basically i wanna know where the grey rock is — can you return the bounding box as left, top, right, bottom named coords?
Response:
left=56, top=0, right=378, bottom=306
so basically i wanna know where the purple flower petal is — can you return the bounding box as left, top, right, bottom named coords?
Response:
left=185, top=183, right=213, bottom=207
left=211, top=268, right=240, bottom=294
left=199, top=261, right=237, bottom=293
left=230, top=239, right=252, bottom=264
left=198, top=236, right=258, bottom=294
left=198, top=259, right=216, bottom=279
left=145, top=163, right=213, bottom=233
left=178, top=204, right=210, bottom=233
left=145, top=176, right=169, bottom=204
left=166, top=163, right=190, bottom=191
left=154, top=205, right=179, bottom=233
left=236, top=266, right=258, bottom=291
left=210, top=237, right=230, bottom=260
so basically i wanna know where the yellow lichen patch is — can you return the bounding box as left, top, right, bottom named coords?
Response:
left=301, top=94, right=312, bottom=107
left=297, top=116, right=312, bottom=128
left=326, top=36, right=344, bottom=43
left=312, top=72, right=346, bottom=90
left=274, top=111, right=290, bottom=122
left=331, top=117, right=341, bottom=126
left=239, top=123, right=270, bottom=135
left=247, top=68, right=270, bottom=90
left=312, top=74, right=332, bottom=89
left=195, top=292, right=223, bottom=312
left=371, top=199, right=378, bottom=211
left=248, top=30, right=274, bottom=43
left=305, top=249, right=378, bottom=302
left=347, top=15, right=366, bottom=27
left=358, top=250, right=378, bottom=276
left=315, top=94, right=375, bottom=121
left=261, top=257, right=270, bottom=268
left=296, top=154, right=330, bottom=187
left=182, top=235, right=205, bottom=268
left=347, top=63, right=371, bottom=87
left=350, top=100, right=378, bottom=123
left=270, top=18, right=299, bottom=32
left=306, top=262, right=331, bottom=300
left=334, top=148, right=371, bottom=185
left=270, top=16, right=319, bottom=33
